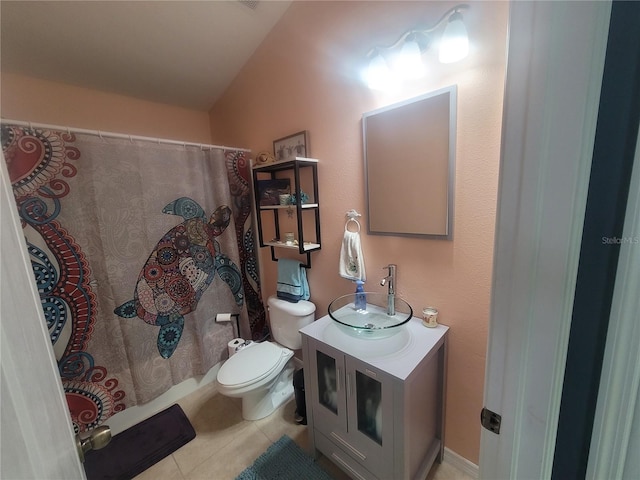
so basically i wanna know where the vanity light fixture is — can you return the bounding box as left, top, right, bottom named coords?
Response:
left=394, top=34, right=426, bottom=79
left=439, top=9, right=470, bottom=63
left=364, top=4, right=470, bottom=90
left=366, top=49, right=397, bottom=92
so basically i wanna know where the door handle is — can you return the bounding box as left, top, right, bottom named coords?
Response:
left=75, top=425, right=111, bottom=462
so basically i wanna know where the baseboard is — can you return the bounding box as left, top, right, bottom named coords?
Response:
left=443, top=447, right=479, bottom=479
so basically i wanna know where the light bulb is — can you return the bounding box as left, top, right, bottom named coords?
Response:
left=365, top=52, right=398, bottom=91
left=439, top=12, right=469, bottom=64
left=394, top=36, right=426, bottom=79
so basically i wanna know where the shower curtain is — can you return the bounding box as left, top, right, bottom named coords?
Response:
left=1, top=124, right=267, bottom=432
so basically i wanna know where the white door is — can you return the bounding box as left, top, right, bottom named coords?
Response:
left=479, top=1, right=612, bottom=478
left=0, top=153, right=85, bottom=478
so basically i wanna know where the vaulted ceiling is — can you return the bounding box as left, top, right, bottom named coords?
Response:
left=1, top=1, right=291, bottom=111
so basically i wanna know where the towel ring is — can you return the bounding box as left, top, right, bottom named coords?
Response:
left=345, top=218, right=361, bottom=233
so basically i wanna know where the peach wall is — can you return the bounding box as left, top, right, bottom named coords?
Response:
left=1, top=73, right=211, bottom=143
left=209, top=1, right=508, bottom=463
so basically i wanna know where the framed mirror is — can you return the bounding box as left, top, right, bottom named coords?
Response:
left=363, top=85, right=456, bottom=239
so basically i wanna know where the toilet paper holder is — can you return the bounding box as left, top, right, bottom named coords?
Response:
left=216, top=312, right=241, bottom=339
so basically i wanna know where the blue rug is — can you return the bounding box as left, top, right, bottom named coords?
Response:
left=236, top=435, right=334, bottom=480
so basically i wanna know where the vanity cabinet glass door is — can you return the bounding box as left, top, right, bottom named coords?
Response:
left=308, top=341, right=347, bottom=434
left=345, top=356, right=394, bottom=478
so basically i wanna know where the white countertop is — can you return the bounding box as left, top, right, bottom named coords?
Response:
left=300, top=314, right=448, bottom=380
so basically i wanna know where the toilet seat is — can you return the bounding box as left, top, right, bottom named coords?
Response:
left=217, top=342, right=291, bottom=389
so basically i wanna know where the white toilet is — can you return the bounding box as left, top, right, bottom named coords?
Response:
left=216, top=295, right=315, bottom=420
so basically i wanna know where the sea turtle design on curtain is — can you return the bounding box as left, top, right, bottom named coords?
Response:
left=114, top=197, right=244, bottom=358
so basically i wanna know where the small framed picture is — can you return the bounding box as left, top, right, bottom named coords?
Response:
left=273, top=131, right=309, bottom=162
left=257, top=179, right=291, bottom=206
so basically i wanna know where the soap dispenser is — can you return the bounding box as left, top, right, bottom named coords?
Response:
left=354, top=280, right=367, bottom=311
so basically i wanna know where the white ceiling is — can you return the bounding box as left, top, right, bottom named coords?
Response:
left=1, top=1, right=292, bottom=111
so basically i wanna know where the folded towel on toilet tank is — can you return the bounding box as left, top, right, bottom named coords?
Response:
left=276, top=259, right=310, bottom=303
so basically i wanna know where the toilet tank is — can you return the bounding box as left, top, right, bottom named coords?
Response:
left=267, top=295, right=316, bottom=349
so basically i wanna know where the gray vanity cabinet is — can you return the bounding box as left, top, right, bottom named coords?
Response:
left=301, top=315, right=448, bottom=480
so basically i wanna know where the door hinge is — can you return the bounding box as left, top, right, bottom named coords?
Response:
left=481, top=407, right=501, bottom=434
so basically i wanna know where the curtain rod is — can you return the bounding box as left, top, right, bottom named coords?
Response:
left=1, top=118, right=252, bottom=153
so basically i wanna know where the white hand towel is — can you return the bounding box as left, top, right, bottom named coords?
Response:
left=339, top=230, right=366, bottom=281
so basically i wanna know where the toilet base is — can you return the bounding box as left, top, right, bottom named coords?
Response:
left=241, top=363, right=295, bottom=420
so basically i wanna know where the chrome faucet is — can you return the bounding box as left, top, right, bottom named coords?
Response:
left=380, top=264, right=396, bottom=316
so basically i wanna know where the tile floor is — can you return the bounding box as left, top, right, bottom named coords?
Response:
left=134, top=383, right=473, bottom=480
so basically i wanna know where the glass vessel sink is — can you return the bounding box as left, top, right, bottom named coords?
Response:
left=328, top=293, right=413, bottom=339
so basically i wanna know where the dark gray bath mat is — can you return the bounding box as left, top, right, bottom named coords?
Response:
left=83, top=404, right=195, bottom=480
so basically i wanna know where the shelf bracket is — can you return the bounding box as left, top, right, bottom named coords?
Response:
left=270, top=246, right=311, bottom=268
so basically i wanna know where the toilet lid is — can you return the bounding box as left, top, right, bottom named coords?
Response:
left=217, top=342, right=287, bottom=388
